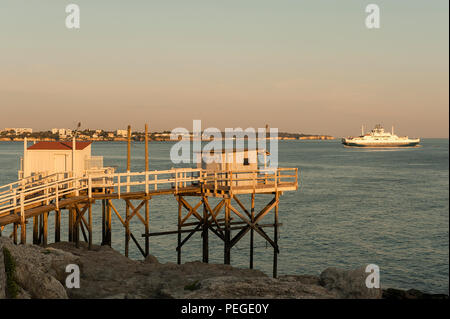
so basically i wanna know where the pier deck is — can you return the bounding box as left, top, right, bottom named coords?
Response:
left=0, top=167, right=298, bottom=277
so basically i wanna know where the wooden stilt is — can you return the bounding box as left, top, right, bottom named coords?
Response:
left=55, top=209, right=61, bottom=242
left=33, top=216, right=39, bottom=244
left=144, top=199, right=150, bottom=256
left=74, top=206, right=79, bottom=248
left=88, top=203, right=92, bottom=250
left=68, top=207, right=73, bottom=242
left=202, top=196, right=209, bottom=263
left=20, top=221, right=26, bottom=244
left=250, top=193, right=255, bottom=269
left=224, top=197, right=231, bottom=265
left=177, top=196, right=182, bottom=264
left=106, top=199, right=112, bottom=246
left=101, top=199, right=106, bottom=244
left=39, top=214, right=43, bottom=244
left=273, top=192, right=279, bottom=278
left=13, top=223, right=18, bottom=244
left=125, top=201, right=130, bottom=257
left=43, top=212, right=48, bottom=247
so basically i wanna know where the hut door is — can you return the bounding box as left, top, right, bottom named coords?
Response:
left=54, top=154, right=66, bottom=172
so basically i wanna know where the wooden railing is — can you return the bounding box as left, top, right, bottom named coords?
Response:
left=0, top=167, right=298, bottom=221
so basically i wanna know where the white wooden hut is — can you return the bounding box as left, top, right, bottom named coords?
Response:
left=195, top=148, right=268, bottom=187
left=19, top=139, right=104, bottom=179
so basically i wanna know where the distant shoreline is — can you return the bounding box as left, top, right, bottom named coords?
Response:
left=0, top=136, right=335, bottom=142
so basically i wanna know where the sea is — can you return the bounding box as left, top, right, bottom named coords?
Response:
left=0, top=139, right=448, bottom=294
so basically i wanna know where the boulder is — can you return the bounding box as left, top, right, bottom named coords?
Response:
left=143, top=254, right=159, bottom=264
left=0, top=240, right=5, bottom=299
left=319, top=266, right=382, bottom=299
left=0, top=237, right=80, bottom=299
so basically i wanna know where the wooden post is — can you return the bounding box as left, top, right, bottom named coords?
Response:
left=126, top=125, right=131, bottom=194
left=250, top=193, right=255, bottom=269
left=145, top=123, right=149, bottom=171
left=39, top=213, right=43, bottom=244
left=273, top=192, right=279, bottom=278
left=101, top=199, right=106, bottom=244
left=127, top=124, right=131, bottom=172
left=144, top=124, right=150, bottom=256
left=33, top=216, right=39, bottom=244
left=74, top=206, right=79, bottom=248
left=43, top=212, right=48, bottom=247
left=177, top=196, right=182, bottom=264
left=145, top=198, right=150, bottom=256
left=202, top=196, right=209, bottom=263
left=106, top=199, right=112, bottom=246
left=20, top=222, right=26, bottom=244
left=224, top=197, right=231, bottom=265
left=13, top=223, right=18, bottom=244
left=55, top=209, right=61, bottom=242
left=68, top=207, right=73, bottom=242
left=125, top=201, right=130, bottom=257
left=88, top=203, right=92, bottom=250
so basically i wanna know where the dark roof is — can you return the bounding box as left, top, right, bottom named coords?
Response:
left=27, top=141, right=92, bottom=150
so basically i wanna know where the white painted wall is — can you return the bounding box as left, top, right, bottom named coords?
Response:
left=23, top=145, right=91, bottom=177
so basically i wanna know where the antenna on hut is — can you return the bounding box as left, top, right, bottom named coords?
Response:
left=72, top=122, right=81, bottom=177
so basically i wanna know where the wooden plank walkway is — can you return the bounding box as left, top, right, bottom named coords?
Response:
left=0, top=167, right=298, bottom=278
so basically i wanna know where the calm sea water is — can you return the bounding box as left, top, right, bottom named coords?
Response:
left=0, top=139, right=448, bottom=294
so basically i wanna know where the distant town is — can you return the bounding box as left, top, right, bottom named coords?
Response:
left=0, top=127, right=335, bottom=142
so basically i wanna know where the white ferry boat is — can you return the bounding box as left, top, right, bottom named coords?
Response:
left=342, top=124, right=420, bottom=147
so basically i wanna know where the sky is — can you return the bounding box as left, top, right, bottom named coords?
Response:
left=0, top=0, right=448, bottom=137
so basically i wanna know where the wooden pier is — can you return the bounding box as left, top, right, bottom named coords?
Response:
left=0, top=130, right=298, bottom=277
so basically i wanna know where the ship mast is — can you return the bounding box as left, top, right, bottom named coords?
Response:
left=361, top=125, right=364, bottom=136
left=392, top=125, right=394, bottom=135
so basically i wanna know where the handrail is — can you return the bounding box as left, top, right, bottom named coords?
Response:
left=0, top=167, right=298, bottom=218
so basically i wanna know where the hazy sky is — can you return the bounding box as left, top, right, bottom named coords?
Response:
left=0, top=0, right=448, bottom=137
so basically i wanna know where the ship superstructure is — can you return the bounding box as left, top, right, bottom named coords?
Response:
left=342, top=124, right=420, bottom=147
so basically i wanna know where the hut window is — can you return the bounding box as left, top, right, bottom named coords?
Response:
left=243, top=158, right=249, bottom=166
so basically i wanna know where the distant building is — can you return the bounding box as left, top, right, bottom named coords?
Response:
left=51, top=128, right=73, bottom=138
left=4, top=128, right=33, bottom=134
left=116, top=129, right=128, bottom=137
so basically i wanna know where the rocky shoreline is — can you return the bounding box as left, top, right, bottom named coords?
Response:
left=0, top=237, right=447, bottom=299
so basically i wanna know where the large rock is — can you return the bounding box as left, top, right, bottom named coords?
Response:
left=0, top=239, right=5, bottom=299
left=0, top=237, right=80, bottom=299
left=4, top=238, right=441, bottom=299
left=319, top=266, right=382, bottom=299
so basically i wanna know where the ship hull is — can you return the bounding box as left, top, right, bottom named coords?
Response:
left=342, top=141, right=420, bottom=147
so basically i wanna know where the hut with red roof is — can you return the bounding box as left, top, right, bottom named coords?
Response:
left=20, top=139, right=98, bottom=178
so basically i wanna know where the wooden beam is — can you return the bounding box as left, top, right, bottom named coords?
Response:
left=273, top=192, right=279, bottom=278
left=177, top=196, right=182, bottom=264
left=178, top=197, right=203, bottom=224
left=202, top=196, right=208, bottom=263
left=233, top=195, right=251, bottom=219
left=145, top=199, right=150, bottom=256
left=88, top=203, right=92, bottom=250
left=224, top=198, right=231, bottom=264
left=33, top=216, right=39, bottom=244
left=55, top=209, right=61, bottom=243
left=42, top=212, right=48, bottom=247
left=250, top=193, right=255, bottom=269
